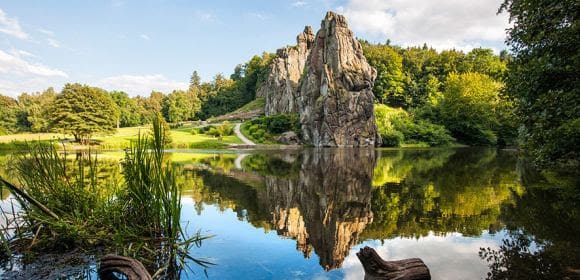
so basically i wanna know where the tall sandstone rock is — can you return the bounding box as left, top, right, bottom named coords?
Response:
left=257, top=26, right=315, bottom=116
left=298, top=12, right=380, bottom=147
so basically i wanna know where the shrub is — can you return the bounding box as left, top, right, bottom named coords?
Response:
left=241, top=114, right=300, bottom=144
left=381, top=129, right=404, bottom=147
left=375, top=104, right=454, bottom=146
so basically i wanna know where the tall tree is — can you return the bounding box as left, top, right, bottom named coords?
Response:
left=162, top=90, right=193, bottom=123
left=110, top=91, right=142, bottom=128
left=500, top=0, right=579, bottom=167
left=439, top=73, right=502, bottom=145
left=0, top=95, right=20, bottom=135
left=362, top=43, right=406, bottom=106
left=17, top=88, right=57, bottom=132
left=49, top=83, right=119, bottom=143
left=189, top=71, right=201, bottom=90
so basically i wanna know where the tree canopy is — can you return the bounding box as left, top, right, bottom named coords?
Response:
left=500, top=0, right=579, bottom=167
left=49, top=83, right=119, bottom=143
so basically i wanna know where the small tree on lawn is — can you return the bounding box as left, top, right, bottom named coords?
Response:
left=49, top=83, right=119, bottom=144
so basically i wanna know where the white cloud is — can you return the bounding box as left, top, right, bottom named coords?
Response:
left=337, top=0, right=509, bottom=52
left=342, top=231, right=505, bottom=280
left=0, top=8, right=29, bottom=39
left=47, top=38, right=61, bottom=48
left=246, top=12, right=271, bottom=20
left=139, top=34, right=150, bottom=40
left=38, top=28, right=55, bottom=36
left=0, top=48, right=68, bottom=96
left=195, top=11, right=217, bottom=23
left=97, top=74, right=187, bottom=96
left=0, top=49, right=67, bottom=78
left=8, top=48, right=35, bottom=58
left=292, top=1, right=308, bottom=7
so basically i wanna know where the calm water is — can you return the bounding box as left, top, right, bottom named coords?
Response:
left=0, top=148, right=578, bottom=279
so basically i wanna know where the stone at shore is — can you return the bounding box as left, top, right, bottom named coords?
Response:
left=297, top=11, right=380, bottom=147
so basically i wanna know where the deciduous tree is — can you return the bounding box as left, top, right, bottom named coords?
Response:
left=49, top=83, right=118, bottom=143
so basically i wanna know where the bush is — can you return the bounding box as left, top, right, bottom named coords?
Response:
left=380, top=129, right=404, bottom=147
left=375, top=104, right=454, bottom=146
left=241, top=114, right=300, bottom=144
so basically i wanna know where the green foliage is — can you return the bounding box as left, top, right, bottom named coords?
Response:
left=361, top=43, right=406, bottom=105
left=241, top=114, right=300, bottom=143
left=375, top=104, right=453, bottom=147
left=361, top=42, right=508, bottom=110
left=198, top=53, right=274, bottom=119
left=500, top=0, right=579, bottom=167
left=162, top=90, right=195, bottom=123
left=110, top=91, right=142, bottom=127
left=462, top=48, right=507, bottom=80
left=49, top=83, right=119, bottom=143
left=0, top=95, right=19, bottom=135
left=17, top=88, right=57, bottom=132
left=439, top=73, right=502, bottom=145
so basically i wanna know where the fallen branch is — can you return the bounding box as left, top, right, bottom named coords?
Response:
left=0, top=177, right=59, bottom=220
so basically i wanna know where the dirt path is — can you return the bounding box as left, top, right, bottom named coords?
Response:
left=234, top=123, right=255, bottom=145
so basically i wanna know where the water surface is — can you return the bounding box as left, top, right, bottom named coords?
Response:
left=0, top=148, right=578, bottom=279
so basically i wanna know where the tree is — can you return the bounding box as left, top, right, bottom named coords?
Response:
left=110, top=91, right=142, bottom=128
left=462, top=48, right=507, bottom=80
left=162, top=90, right=193, bottom=123
left=500, top=0, right=579, bottom=167
left=49, top=83, right=119, bottom=143
left=0, top=95, right=20, bottom=135
left=439, top=73, right=502, bottom=145
left=189, top=70, right=201, bottom=90
left=17, top=88, right=57, bottom=132
left=362, top=43, right=406, bottom=106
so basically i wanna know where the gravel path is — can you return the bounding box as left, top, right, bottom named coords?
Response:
left=234, top=123, right=255, bottom=145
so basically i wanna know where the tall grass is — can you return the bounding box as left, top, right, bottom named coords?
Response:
left=0, top=114, right=212, bottom=278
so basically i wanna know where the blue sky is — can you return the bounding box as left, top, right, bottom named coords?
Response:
left=0, top=0, right=509, bottom=97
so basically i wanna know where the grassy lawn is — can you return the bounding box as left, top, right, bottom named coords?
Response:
left=0, top=132, right=68, bottom=143
left=1, top=125, right=243, bottom=150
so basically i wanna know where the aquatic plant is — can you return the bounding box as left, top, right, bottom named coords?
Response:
left=0, top=114, right=213, bottom=278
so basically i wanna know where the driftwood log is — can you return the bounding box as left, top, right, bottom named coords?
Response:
left=98, top=254, right=152, bottom=280
left=356, top=246, right=431, bottom=280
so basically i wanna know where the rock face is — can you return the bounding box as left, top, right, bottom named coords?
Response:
left=257, top=26, right=315, bottom=116
left=297, top=12, right=380, bottom=147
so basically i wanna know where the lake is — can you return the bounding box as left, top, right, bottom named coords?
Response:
left=0, top=148, right=578, bottom=279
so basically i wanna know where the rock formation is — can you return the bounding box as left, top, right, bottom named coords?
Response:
left=297, top=11, right=380, bottom=147
left=257, top=26, right=315, bottom=116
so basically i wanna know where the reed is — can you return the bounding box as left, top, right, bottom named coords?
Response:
left=0, top=114, right=212, bottom=278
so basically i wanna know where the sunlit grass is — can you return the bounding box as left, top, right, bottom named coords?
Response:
left=1, top=125, right=243, bottom=150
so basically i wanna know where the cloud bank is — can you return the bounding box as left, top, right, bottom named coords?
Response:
left=337, top=0, right=509, bottom=52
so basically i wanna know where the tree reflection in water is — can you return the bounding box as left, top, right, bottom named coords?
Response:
left=173, top=148, right=577, bottom=276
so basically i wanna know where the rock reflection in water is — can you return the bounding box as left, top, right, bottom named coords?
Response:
left=264, top=149, right=375, bottom=270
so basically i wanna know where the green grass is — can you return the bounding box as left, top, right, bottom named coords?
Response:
left=233, top=97, right=265, bottom=113
left=0, top=132, right=68, bottom=143
left=1, top=125, right=244, bottom=150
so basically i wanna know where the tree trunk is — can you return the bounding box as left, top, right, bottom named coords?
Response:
left=356, top=246, right=431, bottom=280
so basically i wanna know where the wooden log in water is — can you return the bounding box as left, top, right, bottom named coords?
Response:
left=356, top=246, right=431, bottom=280
left=98, top=254, right=152, bottom=280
